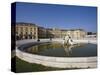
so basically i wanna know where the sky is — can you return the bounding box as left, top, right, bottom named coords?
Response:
left=16, top=2, right=97, bottom=32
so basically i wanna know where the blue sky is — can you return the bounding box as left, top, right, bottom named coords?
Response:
left=16, top=2, right=97, bottom=32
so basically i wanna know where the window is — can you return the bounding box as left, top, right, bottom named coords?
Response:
left=20, top=27, right=23, bottom=31
left=30, top=32, right=32, bottom=35
left=25, top=27, right=28, bottom=31
left=26, top=32, right=27, bottom=34
left=30, top=28, right=32, bottom=32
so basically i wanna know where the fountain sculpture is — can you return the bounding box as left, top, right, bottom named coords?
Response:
left=63, top=34, right=74, bottom=45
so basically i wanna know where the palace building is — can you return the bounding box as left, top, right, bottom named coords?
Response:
left=16, top=23, right=38, bottom=40
left=16, top=22, right=86, bottom=40
left=46, top=28, right=86, bottom=39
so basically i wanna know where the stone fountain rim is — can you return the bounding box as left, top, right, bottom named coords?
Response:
left=15, top=39, right=97, bottom=68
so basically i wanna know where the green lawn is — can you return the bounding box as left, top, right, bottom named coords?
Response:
left=11, top=56, right=70, bottom=73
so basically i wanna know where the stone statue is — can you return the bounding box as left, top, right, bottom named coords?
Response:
left=63, top=34, right=73, bottom=45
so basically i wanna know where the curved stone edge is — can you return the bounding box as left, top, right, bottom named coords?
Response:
left=16, top=39, right=97, bottom=46
left=52, top=39, right=97, bottom=44
left=16, top=39, right=97, bottom=68
left=16, top=48, right=97, bottom=68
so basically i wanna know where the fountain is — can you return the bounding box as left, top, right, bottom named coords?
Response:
left=63, top=34, right=75, bottom=45
left=16, top=39, right=97, bottom=68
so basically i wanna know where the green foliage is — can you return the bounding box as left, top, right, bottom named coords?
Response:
left=14, top=57, right=66, bottom=73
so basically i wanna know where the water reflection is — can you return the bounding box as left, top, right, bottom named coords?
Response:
left=26, top=43, right=63, bottom=54
left=62, top=44, right=83, bottom=56
left=24, top=42, right=97, bottom=57
left=26, top=45, right=39, bottom=54
left=26, top=43, right=82, bottom=56
left=63, top=45, right=73, bottom=56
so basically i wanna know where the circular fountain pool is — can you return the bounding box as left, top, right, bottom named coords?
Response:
left=22, top=42, right=97, bottom=57
left=16, top=39, right=97, bottom=68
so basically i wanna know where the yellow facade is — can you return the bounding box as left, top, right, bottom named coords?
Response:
left=16, top=23, right=86, bottom=40
left=38, top=27, right=47, bottom=38
left=16, top=23, right=38, bottom=40
left=73, top=29, right=86, bottom=39
left=46, top=28, right=86, bottom=39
